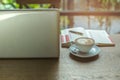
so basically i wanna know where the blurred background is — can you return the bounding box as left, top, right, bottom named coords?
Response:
left=0, top=0, right=120, bottom=34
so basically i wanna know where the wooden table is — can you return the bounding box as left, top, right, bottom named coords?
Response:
left=0, top=34, right=120, bottom=80
left=58, top=34, right=120, bottom=80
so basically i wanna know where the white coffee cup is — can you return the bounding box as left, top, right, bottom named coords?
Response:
left=75, top=37, right=95, bottom=53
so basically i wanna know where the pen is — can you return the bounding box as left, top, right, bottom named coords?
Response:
left=69, top=30, right=83, bottom=35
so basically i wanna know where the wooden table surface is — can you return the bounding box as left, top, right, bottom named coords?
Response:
left=0, top=34, right=120, bottom=80
left=59, top=34, right=120, bottom=80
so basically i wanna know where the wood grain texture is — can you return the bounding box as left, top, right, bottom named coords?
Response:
left=60, top=11, right=120, bottom=16
left=0, top=35, right=120, bottom=80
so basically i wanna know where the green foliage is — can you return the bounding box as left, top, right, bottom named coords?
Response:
left=2, top=0, right=15, bottom=4
left=28, top=4, right=40, bottom=9
left=97, top=0, right=120, bottom=10
left=94, top=0, right=120, bottom=30
left=0, top=0, right=51, bottom=9
left=13, top=2, right=19, bottom=8
left=42, top=4, right=51, bottom=8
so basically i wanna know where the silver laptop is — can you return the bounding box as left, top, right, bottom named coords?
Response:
left=0, top=9, right=59, bottom=58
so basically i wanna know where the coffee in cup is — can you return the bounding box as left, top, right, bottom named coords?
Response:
left=75, top=37, right=95, bottom=53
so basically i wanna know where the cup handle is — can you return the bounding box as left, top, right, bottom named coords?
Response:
left=70, top=41, right=75, bottom=45
left=71, top=42, right=81, bottom=52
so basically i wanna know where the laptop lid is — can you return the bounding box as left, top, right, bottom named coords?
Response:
left=0, top=9, right=59, bottom=58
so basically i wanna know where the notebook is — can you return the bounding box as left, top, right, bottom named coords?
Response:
left=0, top=9, right=59, bottom=58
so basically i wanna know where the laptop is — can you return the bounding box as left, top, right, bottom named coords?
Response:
left=0, top=9, right=59, bottom=58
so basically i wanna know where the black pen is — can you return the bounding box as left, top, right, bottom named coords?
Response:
left=69, top=30, right=83, bottom=35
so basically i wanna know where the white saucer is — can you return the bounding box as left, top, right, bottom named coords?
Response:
left=69, top=44, right=101, bottom=58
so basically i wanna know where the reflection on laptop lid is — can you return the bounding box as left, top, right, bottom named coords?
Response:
left=0, top=9, right=59, bottom=58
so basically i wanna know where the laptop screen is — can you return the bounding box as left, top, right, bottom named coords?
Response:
left=0, top=9, right=59, bottom=58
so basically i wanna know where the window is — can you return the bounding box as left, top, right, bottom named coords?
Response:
left=0, top=0, right=120, bottom=34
